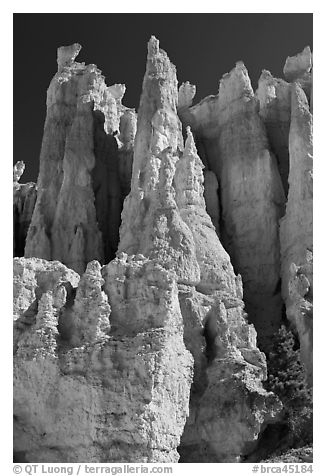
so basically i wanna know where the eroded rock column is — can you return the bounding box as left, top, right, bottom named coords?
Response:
left=179, top=62, right=286, bottom=351
left=13, top=161, right=37, bottom=257
left=279, top=82, right=313, bottom=384
left=24, top=44, right=133, bottom=273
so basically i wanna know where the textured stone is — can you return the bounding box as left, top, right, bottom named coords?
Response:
left=203, top=169, right=220, bottom=233
left=174, top=127, right=237, bottom=294
left=25, top=44, right=133, bottom=273
left=280, top=83, right=313, bottom=383
left=117, top=108, right=137, bottom=198
left=256, top=70, right=291, bottom=194
left=117, top=37, right=200, bottom=285
left=283, top=46, right=312, bottom=83
left=117, top=38, right=281, bottom=461
left=14, top=257, right=193, bottom=462
left=179, top=61, right=286, bottom=350
left=178, top=286, right=281, bottom=462
left=178, top=81, right=196, bottom=109
left=15, top=37, right=314, bottom=464
left=13, top=162, right=37, bottom=257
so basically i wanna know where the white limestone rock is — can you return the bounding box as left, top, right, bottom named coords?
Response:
left=256, top=70, right=291, bottom=194
left=280, top=83, right=313, bottom=383
left=175, top=127, right=238, bottom=294
left=178, top=285, right=281, bottom=462
left=25, top=44, right=133, bottom=272
left=13, top=162, right=37, bottom=257
left=178, top=81, right=196, bottom=109
left=179, top=62, right=286, bottom=350
left=283, top=46, right=312, bottom=82
left=116, top=38, right=281, bottom=462
left=13, top=256, right=193, bottom=462
left=203, top=170, right=220, bottom=233
left=117, top=108, right=137, bottom=197
left=57, top=43, right=82, bottom=71
left=14, top=37, right=296, bottom=464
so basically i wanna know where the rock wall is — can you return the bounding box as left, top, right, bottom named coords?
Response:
left=13, top=39, right=313, bottom=462
left=178, top=62, right=286, bottom=351
left=279, top=82, right=313, bottom=384
left=256, top=70, right=291, bottom=195
left=14, top=257, right=193, bottom=462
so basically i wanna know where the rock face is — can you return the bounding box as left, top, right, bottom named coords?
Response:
left=283, top=46, right=312, bottom=83
left=256, top=70, right=291, bottom=195
left=178, top=62, right=286, bottom=350
left=13, top=39, right=313, bottom=463
left=13, top=161, right=37, bottom=257
left=14, top=257, right=193, bottom=462
left=24, top=44, right=135, bottom=273
left=117, top=37, right=280, bottom=461
left=279, top=83, right=313, bottom=384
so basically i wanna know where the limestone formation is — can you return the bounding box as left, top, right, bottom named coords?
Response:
left=283, top=46, right=312, bottom=83
left=280, top=83, right=313, bottom=383
left=25, top=44, right=134, bottom=273
left=177, top=285, right=281, bottom=462
left=287, top=254, right=313, bottom=386
left=174, top=127, right=237, bottom=294
left=256, top=70, right=291, bottom=194
left=13, top=38, right=313, bottom=463
left=178, top=81, right=196, bottom=109
left=13, top=161, right=37, bottom=257
left=14, top=257, right=193, bottom=462
left=283, top=46, right=312, bottom=111
left=116, top=37, right=280, bottom=461
left=118, top=108, right=137, bottom=197
left=203, top=170, right=220, bottom=234
left=178, top=62, right=286, bottom=350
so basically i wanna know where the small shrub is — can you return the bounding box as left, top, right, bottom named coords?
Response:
left=265, top=325, right=312, bottom=446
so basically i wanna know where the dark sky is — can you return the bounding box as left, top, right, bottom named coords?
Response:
left=13, top=13, right=313, bottom=182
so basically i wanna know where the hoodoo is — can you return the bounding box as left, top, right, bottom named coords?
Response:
left=13, top=38, right=313, bottom=463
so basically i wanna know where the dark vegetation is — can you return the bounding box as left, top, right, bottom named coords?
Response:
left=263, top=325, right=313, bottom=459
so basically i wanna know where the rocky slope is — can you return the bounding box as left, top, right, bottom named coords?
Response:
left=13, top=40, right=312, bottom=463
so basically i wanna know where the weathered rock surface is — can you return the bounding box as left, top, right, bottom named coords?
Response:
left=174, top=127, right=237, bottom=294
left=203, top=169, right=220, bottom=234
left=177, top=285, right=281, bottom=462
left=24, top=44, right=134, bottom=273
left=117, top=108, right=137, bottom=198
left=14, top=38, right=313, bottom=463
left=13, top=161, right=37, bottom=257
left=283, top=46, right=312, bottom=83
left=284, top=46, right=313, bottom=110
left=117, top=37, right=281, bottom=461
left=178, top=62, right=286, bottom=350
left=256, top=70, right=291, bottom=194
left=14, top=257, right=193, bottom=462
left=279, top=83, right=313, bottom=384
